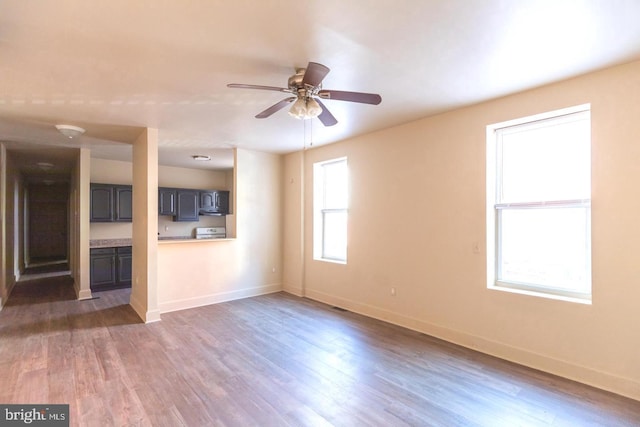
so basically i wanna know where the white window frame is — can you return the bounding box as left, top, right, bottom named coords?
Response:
left=486, top=104, right=592, bottom=303
left=313, top=157, right=348, bottom=264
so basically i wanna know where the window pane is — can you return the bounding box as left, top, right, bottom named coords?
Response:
left=500, top=116, right=590, bottom=203
left=323, top=161, right=348, bottom=209
left=498, top=207, right=590, bottom=293
left=323, top=211, right=347, bottom=261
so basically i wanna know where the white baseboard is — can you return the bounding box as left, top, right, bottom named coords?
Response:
left=128, top=294, right=161, bottom=323
left=2, top=279, right=17, bottom=310
left=282, top=283, right=304, bottom=297
left=77, top=288, right=93, bottom=300
left=159, top=283, right=282, bottom=314
left=304, top=288, right=640, bottom=402
left=129, top=294, right=146, bottom=321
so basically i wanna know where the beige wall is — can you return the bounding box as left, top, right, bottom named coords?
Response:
left=282, top=151, right=305, bottom=295
left=284, top=60, right=640, bottom=400
left=158, top=148, right=282, bottom=312
left=0, top=144, right=8, bottom=307
left=0, top=146, right=21, bottom=307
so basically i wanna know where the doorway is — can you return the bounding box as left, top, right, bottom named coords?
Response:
left=27, top=183, right=69, bottom=268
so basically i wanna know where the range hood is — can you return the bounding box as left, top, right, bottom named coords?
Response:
left=199, top=208, right=224, bottom=216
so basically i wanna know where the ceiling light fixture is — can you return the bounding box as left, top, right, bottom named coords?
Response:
left=288, top=97, right=322, bottom=120
left=55, top=124, right=85, bottom=138
left=192, top=155, right=211, bottom=161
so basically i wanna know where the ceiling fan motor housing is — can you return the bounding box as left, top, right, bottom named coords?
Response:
left=288, top=68, right=306, bottom=89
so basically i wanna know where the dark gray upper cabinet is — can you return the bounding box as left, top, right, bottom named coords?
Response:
left=200, top=190, right=230, bottom=215
left=158, top=188, right=177, bottom=216
left=115, top=186, right=133, bottom=221
left=175, top=189, right=199, bottom=221
left=215, top=191, right=230, bottom=214
left=199, top=191, right=216, bottom=211
left=159, top=187, right=230, bottom=221
left=90, top=184, right=114, bottom=222
left=90, top=184, right=133, bottom=222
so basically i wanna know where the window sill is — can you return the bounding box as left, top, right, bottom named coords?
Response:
left=314, top=258, right=347, bottom=265
left=488, top=284, right=592, bottom=305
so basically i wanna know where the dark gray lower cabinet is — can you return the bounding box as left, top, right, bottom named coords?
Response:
left=90, top=246, right=132, bottom=292
left=116, top=246, right=132, bottom=284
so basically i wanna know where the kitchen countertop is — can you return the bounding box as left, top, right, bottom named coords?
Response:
left=90, top=237, right=234, bottom=247
left=90, top=238, right=132, bottom=248
left=158, top=237, right=234, bottom=244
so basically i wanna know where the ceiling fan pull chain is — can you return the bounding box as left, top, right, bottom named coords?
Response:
left=303, top=118, right=307, bottom=151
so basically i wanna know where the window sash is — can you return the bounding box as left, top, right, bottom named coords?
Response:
left=487, top=105, right=591, bottom=301
left=321, top=209, right=347, bottom=262
left=314, top=158, right=348, bottom=263
left=494, top=203, right=591, bottom=298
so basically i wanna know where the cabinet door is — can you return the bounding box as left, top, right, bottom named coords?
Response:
left=159, top=188, right=177, bottom=215
left=90, top=248, right=116, bottom=288
left=215, top=191, right=230, bottom=214
left=116, top=247, right=132, bottom=285
left=199, top=191, right=216, bottom=210
left=114, top=186, right=133, bottom=222
left=90, top=185, right=114, bottom=222
left=176, top=190, right=199, bottom=221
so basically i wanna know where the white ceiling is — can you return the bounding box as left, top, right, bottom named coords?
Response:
left=2, top=1, right=640, bottom=177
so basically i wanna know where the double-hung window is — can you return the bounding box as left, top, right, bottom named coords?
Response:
left=486, top=105, right=591, bottom=301
left=313, top=157, right=348, bottom=263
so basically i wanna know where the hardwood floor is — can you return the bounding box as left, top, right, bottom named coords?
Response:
left=1, top=276, right=639, bottom=426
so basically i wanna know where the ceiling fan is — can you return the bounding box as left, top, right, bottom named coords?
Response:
left=227, top=62, right=382, bottom=127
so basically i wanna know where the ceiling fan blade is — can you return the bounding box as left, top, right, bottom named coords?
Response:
left=315, top=99, right=338, bottom=127
left=318, top=89, right=382, bottom=105
left=302, top=62, right=330, bottom=87
left=227, top=83, right=291, bottom=93
left=255, top=97, right=296, bottom=118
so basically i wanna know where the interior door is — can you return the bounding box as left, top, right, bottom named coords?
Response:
left=28, top=184, right=69, bottom=263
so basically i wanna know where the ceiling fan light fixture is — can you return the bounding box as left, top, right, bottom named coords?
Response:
left=306, top=98, right=322, bottom=118
left=288, top=98, right=308, bottom=119
left=288, top=97, right=322, bottom=120
left=55, top=124, right=85, bottom=138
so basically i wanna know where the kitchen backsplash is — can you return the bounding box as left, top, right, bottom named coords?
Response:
left=90, top=222, right=133, bottom=240
left=90, top=215, right=226, bottom=240
left=157, top=215, right=226, bottom=238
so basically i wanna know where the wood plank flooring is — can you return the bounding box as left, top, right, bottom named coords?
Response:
left=1, top=275, right=640, bottom=426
